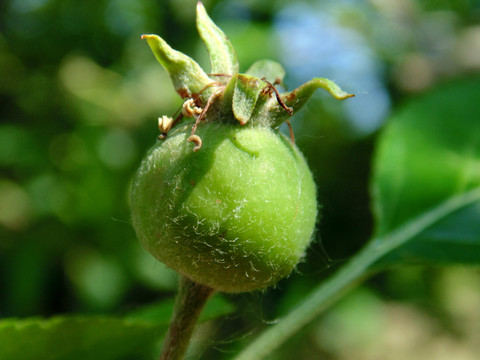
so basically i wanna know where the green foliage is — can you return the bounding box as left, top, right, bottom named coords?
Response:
left=0, top=316, right=162, bottom=360
left=373, top=78, right=480, bottom=265
left=0, top=294, right=234, bottom=360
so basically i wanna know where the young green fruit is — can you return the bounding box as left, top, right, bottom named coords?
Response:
left=130, top=2, right=353, bottom=293
left=131, top=122, right=316, bottom=292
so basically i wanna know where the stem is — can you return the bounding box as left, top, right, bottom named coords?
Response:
left=234, top=188, right=480, bottom=360
left=160, top=276, right=214, bottom=360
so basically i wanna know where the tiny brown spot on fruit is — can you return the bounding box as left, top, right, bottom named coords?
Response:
left=216, top=199, right=221, bottom=204
left=239, top=75, right=259, bottom=88
left=285, top=92, right=296, bottom=102
left=177, top=88, right=191, bottom=99
left=191, top=180, right=196, bottom=186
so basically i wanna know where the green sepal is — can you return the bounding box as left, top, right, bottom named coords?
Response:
left=232, top=74, right=268, bottom=125
left=141, top=34, right=213, bottom=100
left=142, top=5, right=354, bottom=132
left=217, top=73, right=237, bottom=120
left=269, top=77, right=355, bottom=127
left=284, top=77, right=354, bottom=107
left=196, top=2, right=239, bottom=79
left=246, top=60, right=286, bottom=86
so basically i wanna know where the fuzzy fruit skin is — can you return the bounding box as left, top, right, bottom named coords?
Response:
left=130, top=122, right=317, bottom=293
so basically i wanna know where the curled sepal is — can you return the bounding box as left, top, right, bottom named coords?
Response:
left=141, top=34, right=212, bottom=99
left=246, top=60, right=286, bottom=86
left=284, top=77, right=354, bottom=107
left=268, top=78, right=354, bottom=127
left=196, top=1, right=239, bottom=79
left=233, top=74, right=268, bottom=125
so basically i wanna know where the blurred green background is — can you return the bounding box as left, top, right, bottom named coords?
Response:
left=1, top=0, right=480, bottom=359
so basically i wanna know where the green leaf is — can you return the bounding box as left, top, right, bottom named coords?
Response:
left=232, top=74, right=267, bottom=125
left=0, top=316, right=163, bottom=360
left=0, top=295, right=235, bottom=360
left=246, top=60, right=286, bottom=85
left=371, top=77, right=480, bottom=266
left=196, top=2, right=238, bottom=77
left=141, top=34, right=212, bottom=99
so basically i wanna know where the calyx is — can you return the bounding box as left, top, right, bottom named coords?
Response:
left=142, top=1, right=353, bottom=139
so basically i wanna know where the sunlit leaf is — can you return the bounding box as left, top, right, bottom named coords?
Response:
left=371, top=78, right=480, bottom=266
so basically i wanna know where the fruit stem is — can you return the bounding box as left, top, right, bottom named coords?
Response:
left=159, top=276, right=214, bottom=360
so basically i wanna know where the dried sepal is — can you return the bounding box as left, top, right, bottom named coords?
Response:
left=187, top=134, right=203, bottom=152
left=182, top=99, right=203, bottom=118
left=158, top=115, right=174, bottom=139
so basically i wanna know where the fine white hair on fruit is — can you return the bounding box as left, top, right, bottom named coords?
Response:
left=131, top=124, right=317, bottom=293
